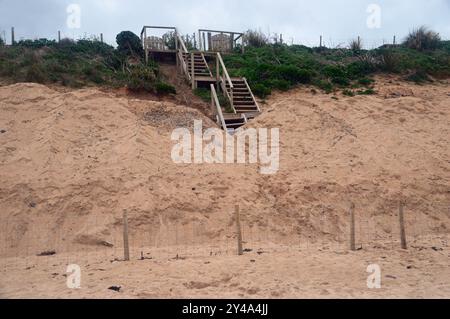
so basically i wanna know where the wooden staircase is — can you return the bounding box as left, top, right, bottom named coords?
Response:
left=225, top=78, right=260, bottom=119
left=183, top=52, right=212, bottom=79
left=173, top=34, right=260, bottom=132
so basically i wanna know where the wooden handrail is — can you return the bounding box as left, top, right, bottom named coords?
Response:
left=211, top=84, right=227, bottom=131
left=217, top=52, right=233, bottom=90
left=217, top=52, right=234, bottom=109
left=243, top=77, right=261, bottom=112
left=175, top=29, right=188, bottom=53
left=177, top=50, right=191, bottom=81
left=219, top=77, right=236, bottom=114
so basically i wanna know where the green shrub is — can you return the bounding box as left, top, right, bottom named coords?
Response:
left=270, top=79, right=291, bottom=91
left=18, top=38, right=57, bottom=48
left=116, top=31, right=144, bottom=58
left=126, top=65, right=156, bottom=92
left=252, top=83, right=271, bottom=98
left=378, top=48, right=401, bottom=72
left=25, top=64, right=46, bottom=83
left=404, top=26, right=441, bottom=51
left=276, top=65, right=312, bottom=84
left=194, top=88, right=211, bottom=102
left=358, top=77, right=375, bottom=86
left=155, top=82, right=176, bottom=95
left=315, top=79, right=334, bottom=94
left=406, top=69, right=432, bottom=83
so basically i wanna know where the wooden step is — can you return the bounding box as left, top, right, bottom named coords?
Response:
left=235, top=105, right=259, bottom=111
left=226, top=84, right=247, bottom=89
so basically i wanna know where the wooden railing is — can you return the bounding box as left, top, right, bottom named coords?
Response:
left=243, top=77, right=261, bottom=112
left=216, top=52, right=234, bottom=111
left=175, top=30, right=191, bottom=82
left=175, top=29, right=188, bottom=53
left=210, top=84, right=227, bottom=131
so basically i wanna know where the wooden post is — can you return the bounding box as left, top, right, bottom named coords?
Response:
left=399, top=201, right=407, bottom=250
left=11, top=27, right=15, bottom=45
left=349, top=203, right=356, bottom=251
left=202, top=32, right=206, bottom=51
left=58, top=31, right=61, bottom=43
left=100, top=33, right=103, bottom=43
left=320, top=35, right=323, bottom=48
left=123, top=209, right=130, bottom=261
left=235, top=205, right=243, bottom=256
left=357, top=36, right=361, bottom=48
left=191, top=52, right=195, bottom=89
left=229, top=32, right=235, bottom=51
left=144, top=28, right=148, bottom=64
left=393, top=35, right=396, bottom=46
left=207, top=32, right=212, bottom=51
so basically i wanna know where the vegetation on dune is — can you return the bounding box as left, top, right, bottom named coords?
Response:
left=0, top=32, right=175, bottom=95
left=0, top=26, right=448, bottom=98
left=224, top=27, right=450, bottom=97
left=404, top=26, right=441, bottom=51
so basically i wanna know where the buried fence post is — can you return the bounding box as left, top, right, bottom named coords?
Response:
left=399, top=201, right=407, bottom=250
left=123, top=209, right=130, bottom=261
left=235, top=205, right=243, bottom=256
left=349, top=203, right=356, bottom=251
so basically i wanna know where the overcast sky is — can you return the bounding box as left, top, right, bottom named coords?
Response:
left=1, top=0, right=449, bottom=48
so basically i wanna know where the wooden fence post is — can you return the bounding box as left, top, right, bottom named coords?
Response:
left=100, top=33, right=103, bottom=43
left=320, top=35, right=323, bottom=48
left=58, top=31, right=61, bottom=43
left=399, top=201, right=407, bottom=250
left=123, top=209, right=130, bottom=261
left=235, top=205, right=243, bottom=255
left=349, top=203, right=356, bottom=251
left=11, top=27, right=15, bottom=45
left=191, top=52, right=195, bottom=90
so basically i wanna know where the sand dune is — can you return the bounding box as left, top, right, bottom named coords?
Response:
left=0, top=78, right=449, bottom=298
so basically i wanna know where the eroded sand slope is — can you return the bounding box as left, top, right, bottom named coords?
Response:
left=0, top=78, right=449, bottom=298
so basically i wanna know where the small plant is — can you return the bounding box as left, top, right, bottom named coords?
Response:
left=342, top=89, right=355, bottom=97
left=357, top=88, right=376, bottom=95
left=404, top=26, right=441, bottom=51
left=358, top=77, right=375, bottom=86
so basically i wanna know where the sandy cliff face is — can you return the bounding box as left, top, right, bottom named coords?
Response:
left=0, top=79, right=449, bottom=257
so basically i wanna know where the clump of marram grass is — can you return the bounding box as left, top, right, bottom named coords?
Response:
left=403, top=26, right=441, bottom=51
left=244, top=29, right=269, bottom=48
left=349, top=38, right=363, bottom=52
